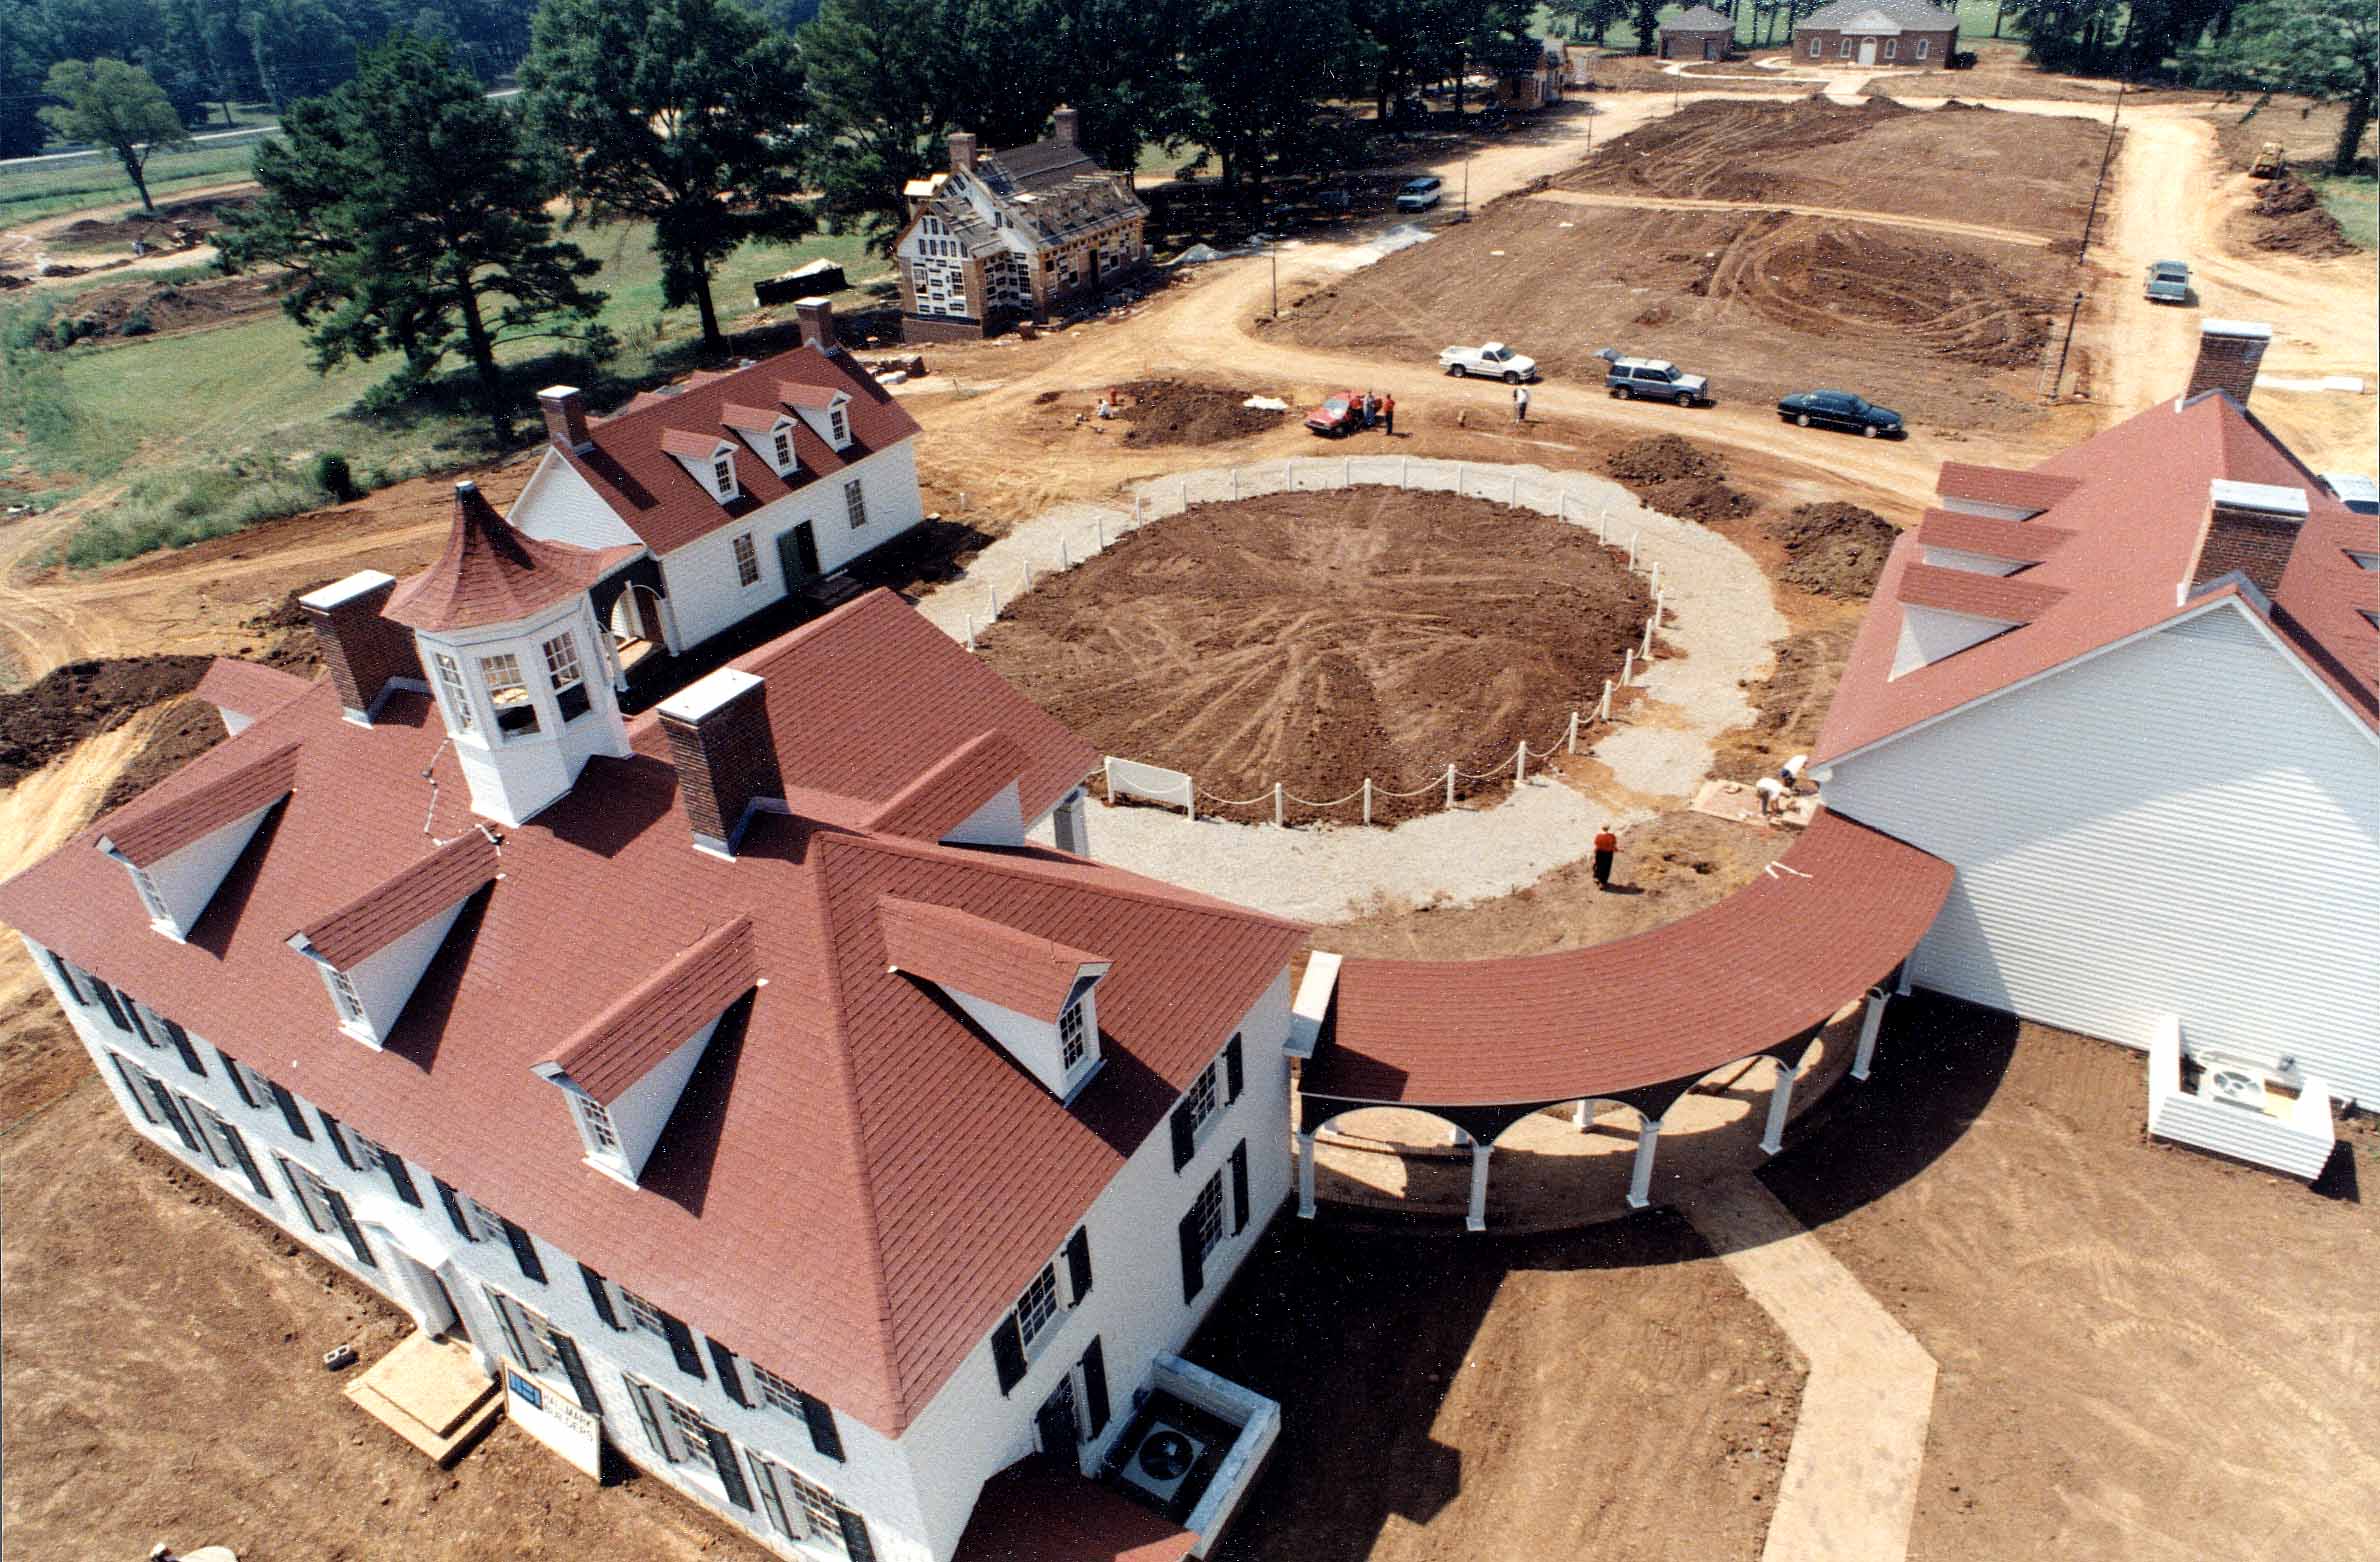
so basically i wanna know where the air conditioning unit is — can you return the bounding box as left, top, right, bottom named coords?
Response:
left=1112, top=1418, right=1210, bottom=1507
left=2204, top=1062, right=2268, bottom=1111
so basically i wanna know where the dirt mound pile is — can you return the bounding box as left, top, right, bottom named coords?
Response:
left=43, top=271, right=290, bottom=346
left=0, top=655, right=214, bottom=788
left=1112, top=379, right=1285, bottom=446
left=241, top=592, right=326, bottom=674
left=1566, top=97, right=1916, bottom=205
left=59, top=191, right=253, bottom=250
left=2244, top=173, right=2357, bottom=259
left=1604, top=436, right=1755, bottom=523
left=1768, top=503, right=1898, bottom=598
left=977, top=487, right=1646, bottom=824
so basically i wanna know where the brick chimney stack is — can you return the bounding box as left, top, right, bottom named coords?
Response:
left=538, top=385, right=594, bottom=453
left=300, top=571, right=422, bottom=725
left=1051, top=106, right=1079, bottom=146
left=2191, top=479, right=2308, bottom=603
left=948, top=131, right=977, bottom=174
left=656, top=668, right=782, bottom=855
left=2186, top=319, right=2272, bottom=407
left=795, top=297, right=841, bottom=356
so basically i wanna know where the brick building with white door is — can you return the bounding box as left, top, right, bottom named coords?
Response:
left=1793, top=0, right=1958, bottom=66
left=0, top=487, right=1309, bottom=1561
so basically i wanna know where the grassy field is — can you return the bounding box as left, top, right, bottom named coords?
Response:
left=1539, top=0, right=2019, bottom=52
left=0, top=138, right=266, bottom=228
left=2316, top=175, right=2377, bottom=250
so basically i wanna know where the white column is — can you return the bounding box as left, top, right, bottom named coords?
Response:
left=1465, top=1141, right=1493, bottom=1233
left=1851, top=989, right=1890, bottom=1081
left=1296, top=1132, right=1317, bottom=1219
left=1760, top=1062, right=1798, bottom=1156
left=1052, top=791, right=1090, bottom=857
left=1572, top=1099, right=1592, bottom=1130
left=1626, top=1118, right=1663, bottom=1210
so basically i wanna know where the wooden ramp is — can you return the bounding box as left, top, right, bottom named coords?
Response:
left=344, top=1333, right=501, bottom=1466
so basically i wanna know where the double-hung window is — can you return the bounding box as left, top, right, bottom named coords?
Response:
left=575, top=1092, right=622, bottom=1155
left=772, top=428, right=795, bottom=470
left=1016, top=1265, right=1061, bottom=1353
left=1915, top=38, right=1930, bottom=59
left=542, top=631, right=590, bottom=721
left=989, top=1226, right=1093, bottom=1393
left=828, top=403, right=850, bottom=447
left=748, top=1452, right=867, bottom=1555
left=733, top=532, right=762, bottom=587
left=487, top=1287, right=600, bottom=1413
left=278, top=1155, right=377, bottom=1269
left=431, top=651, right=478, bottom=734
left=328, top=966, right=365, bottom=1024
left=619, top=1284, right=673, bottom=1342
left=843, top=478, right=867, bottom=530
left=712, top=454, right=737, bottom=498
left=479, top=652, right=540, bottom=738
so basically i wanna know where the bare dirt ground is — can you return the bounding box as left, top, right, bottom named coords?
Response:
left=38, top=268, right=290, bottom=342
left=977, top=486, right=1647, bottom=822
left=1192, top=1215, right=1804, bottom=1562
left=1762, top=997, right=2380, bottom=1562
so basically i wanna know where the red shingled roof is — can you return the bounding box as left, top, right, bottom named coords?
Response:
left=881, top=897, right=1106, bottom=1022
left=0, top=591, right=1302, bottom=1436
left=1936, top=460, right=2085, bottom=515
left=660, top=427, right=731, bottom=461
left=955, top=1460, right=1194, bottom=1562
left=1817, top=393, right=2380, bottom=765
left=719, top=403, right=784, bottom=433
left=1914, top=508, right=2071, bottom=564
left=385, top=484, right=639, bottom=633
left=544, top=918, right=760, bottom=1104
left=865, top=731, right=1032, bottom=841
left=1305, top=812, right=1952, bottom=1109
left=95, top=741, right=300, bottom=868
left=1894, top=561, right=2066, bottom=623
left=558, top=345, right=921, bottom=556
left=292, top=831, right=499, bottom=971
left=195, top=658, right=312, bottom=725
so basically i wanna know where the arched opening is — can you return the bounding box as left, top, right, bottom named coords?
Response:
left=1301, top=1106, right=1476, bottom=1222
left=610, top=585, right=672, bottom=670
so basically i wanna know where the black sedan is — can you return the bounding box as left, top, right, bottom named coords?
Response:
left=1777, top=389, right=1905, bottom=439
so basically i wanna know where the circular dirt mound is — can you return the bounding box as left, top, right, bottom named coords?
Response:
left=978, top=487, right=1648, bottom=824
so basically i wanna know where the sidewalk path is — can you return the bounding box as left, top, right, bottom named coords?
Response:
left=1683, top=1179, right=1939, bottom=1562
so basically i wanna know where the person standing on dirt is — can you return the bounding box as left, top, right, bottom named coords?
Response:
left=1363, top=390, right=1378, bottom=429
left=1593, top=824, right=1618, bottom=889
left=1513, top=383, right=1529, bottom=424
left=1382, top=393, right=1396, bottom=436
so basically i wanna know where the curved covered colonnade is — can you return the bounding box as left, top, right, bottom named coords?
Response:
left=1291, top=812, right=1957, bottom=1229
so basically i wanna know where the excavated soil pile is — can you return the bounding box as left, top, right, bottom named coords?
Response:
left=58, top=191, right=253, bottom=251
left=44, top=271, right=290, bottom=344
left=1710, top=624, right=1859, bottom=784
left=92, top=698, right=229, bottom=818
left=240, top=592, right=326, bottom=675
left=1113, top=379, right=1285, bottom=446
left=0, top=655, right=213, bottom=788
left=2244, top=173, right=2358, bottom=259
left=1768, top=503, right=1898, bottom=599
left=1604, top=436, right=1755, bottom=523
left=978, top=487, right=1647, bottom=824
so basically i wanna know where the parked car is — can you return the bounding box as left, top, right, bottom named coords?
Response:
left=1305, top=390, right=1369, bottom=436
left=2144, top=260, right=2192, bottom=305
left=1599, top=352, right=1710, bottom=406
left=1776, top=389, right=1905, bottom=438
left=1438, top=341, right=1536, bottom=382
left=1395, top=177, right=1443, bottom=213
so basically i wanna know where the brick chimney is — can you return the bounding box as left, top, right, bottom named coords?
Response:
left=795, top=297, right=840, bottom=356
left=2191, top=479, right=2308, bottom=603
left=656, top=668, right=782, bottom=855
left=300, top=571, right=421, bottom=725
left=538, top=385, right=593, bottom=453
left=1051, top=106, right=1080, bottom=146
left=2186, top=319, right=2272, bottom=407
left=948, top=131, right=977, bottom=175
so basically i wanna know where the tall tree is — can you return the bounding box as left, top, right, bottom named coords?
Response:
left=1181, top=0, right=1355, bottom=193
left=243, top=0, right=357, bottom=111
left=220, top=33, right=607, bottom=419
left=38, top=57, right=192, bottom=211
left=521, top=0, right=812, bottom=354
left=1627, top=0, right=1662, bottom=55
left=2188, top=0, right=2378, bottom=173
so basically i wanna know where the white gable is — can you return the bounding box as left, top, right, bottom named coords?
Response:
left=1891, top=603, right=2020, bottom=679
left=100, top=800, right=279, bottom=942
left=507, top=447, right=641, bottom=550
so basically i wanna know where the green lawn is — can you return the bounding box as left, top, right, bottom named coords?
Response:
left=0, top=138, right=265, bottom=227
left=2316, top=175, right=2377, bottom=250
left=1540, top=0, right=2020, bottom=53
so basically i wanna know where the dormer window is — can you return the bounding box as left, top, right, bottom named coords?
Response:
left=328, top=966, right=366, bottom=1025
left=828, top=403, right=850, bottom=447
left=575, top=1092, right=623, bottom=1154
left=480, top=653, right=541, bottom=738
left=131, top=867, right=170, bottom=924
left=878, top=899, right=1109, bottom=1101
left=287, top=831, right=500, bottom=1049
left=542, top=631, right=589, bottom=721
left=1059, top=990, right=1090, bottom=1071
left=772, top=426, right=794, bottom=470
left=712, top=452, right=737, bottom=497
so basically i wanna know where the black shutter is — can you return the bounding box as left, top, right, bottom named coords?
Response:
left=549, top=1331, right=602, bottom=1415
left=990, top=1312, right=1027, bottom=1395
left=1230, top=1139, right=1251, bottom=1234
left=317, top=1109, right=360, bottom=1169
left=1225, top=1033, right=1244, bottom=1102
left=218, top=1050, right=258, bottom=1108
left=1169, top=1097, right=1196, bottom=1171
left=108, top=1054, right=162, bottom=1124
left=837, top=1507, right=877, bottom=1562
left=502, top=1219, right=547, bottom=1284
left=161, top=1016, right=204, bottom=1077
left=268, top=1081, right=313, bottom=1140
left=628, top=1378, right=670, bottom=1457
left=1079, top=1337, right=1110, bottom=1437
left=91, top=979, right=131, bottom=1032
left=323, top=1189, right=376, bottom=1269
left=1064, top=1226, right=1093, bottom=1302
left=378, top=1148, right=422, bottom=1207
left=702, top=1426, right=753, bottom=1509
left=43, top=948, right=85, bottom=1003
left=434, top=1178, right=473, bottom=1239
left=753, top=1456, right=795, bottom=1538
left=146, top=1077, right=203, bottom=1154
left=661, top=1313, right=707, bottom=1379
left=216, top=1118, right=275, bottom=1203
left=1177, top=1208, right=1205, bottom=1304
left=708, top=1340, right=749, bottom=1407
left=580, top=1264, right=620, bottom=1329
left=800, top=1392, right=845, bottom=1462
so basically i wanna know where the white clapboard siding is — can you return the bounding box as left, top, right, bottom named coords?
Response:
left=1823, top=602, right=2380, bottom=1105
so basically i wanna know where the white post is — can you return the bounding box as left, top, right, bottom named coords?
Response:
left=1598, top=507, right=1609, bottom=544
left=1567, top=710, right=1580, bottom=754
left=1572, top=1099, right=1592, bottom=1130
left=1626, top=1118, right=1664, bottom=1210
left=1444, top=763, right=1457, bottom=809
left=1648, top=560, right=1660, bottom=596
left=1513, top=740, right=1527, bottom=783
left=1296, top=1132, right=1318, bottom=1219
left=1103, top=757, right=1117, bottom=804
left=1622, top=647, right=1636, bottom=687
left=1599, top=679, right=1614, bottom=721
left=1343, top=456, right=1352, bottom=485
left=1273, top=782, right=1284, bottom=827
left=1362, top=777, right=1372, bottom=825
left=1642, top=615, right=1656, bottom=659
left=1628, top=531, right=1640, bottom=570
left=1184, top=778, right=1195, bottom=823
left=1760, top=1061, right=1798, bottom=1156
left=1465, top=1141, right=1493, bottom=1233
left=1021, top=563, right=1034, bottom=593
left=1455, top=461, right=1465, bottom=493
left=1402, top=455, right=1411, bottom=484
left=986, top=584, right=998, bottom=620
left=1852, top=989, right=1890, bottom=1081
left=1510, top=476, right=1521, bottom=506
left=1096, top=513, right=1107, bottom=548
left=1232, top=466, right=1241, bottom=500
left=1134, top=493, right=1145, bottom=525
left=964, top=613, right=976, bottom=651
left=1058, top=537, right=1070, bottom=571
left=1654, top=586, right=1665, bottom=630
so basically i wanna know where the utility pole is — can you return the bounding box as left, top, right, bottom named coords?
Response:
left=1462, top=157, right=1470, bottom=218
left=2049, top=289, right=2084, bottom=401
left=1269, top=236, right=1278, bottom=320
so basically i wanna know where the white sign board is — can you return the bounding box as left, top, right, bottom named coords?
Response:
left=1105, top=756, right=1195, bottom=818
left=504, top=1360, right=602, bottom=1480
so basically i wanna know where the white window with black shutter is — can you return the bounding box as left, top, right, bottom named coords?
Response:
left=746, top=1452, right=875, bottom=1559
left=627, top=1377, right=754, bottom=1512
left=433, top=1178, right=548, bottom=1283
left=1167, top=1033, right=1245, bottom=1173
left=988, top=1225, right=1092, bottom=1394
left=732, top=1356, right=847, bottom=1462
left=324, top=1116, right=422, bottom=1210
left=109, top=1050, right=201, bottom=1155
left=131, top=1003, right=208, bottom=1078
left=485, top=1286, right=602, bottom=1414
left=1176, top=1167, right=1226, bottom=1304
left=277, top=1154, right=377, bottom=1270
left=190, top=1099, right=276, bottom=1206
left=581, top=1264, right=711, bottom=1382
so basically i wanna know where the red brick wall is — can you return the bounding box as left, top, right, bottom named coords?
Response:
left=306, top=584, right=421, bottom=719
left=2187, top=332, right=2267, bottom=407
left=1793, top=27, right=1955, bottom=63
left=1660, top=29, right=1732, bottom=60
left=659, top=682, right=782, bottom=849
left=2193, top=504, right=2303, bottom=598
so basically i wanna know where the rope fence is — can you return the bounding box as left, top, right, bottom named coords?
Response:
left=964, top=457, right=1678, bottom=829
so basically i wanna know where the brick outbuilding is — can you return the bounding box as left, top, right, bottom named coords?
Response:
left=1793, top=0, right=1959, bottom=66
left=1658, top=6, right=1737, bottom=62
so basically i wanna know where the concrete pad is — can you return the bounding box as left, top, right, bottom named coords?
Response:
left=345, top=1333, right=500, bottom=1464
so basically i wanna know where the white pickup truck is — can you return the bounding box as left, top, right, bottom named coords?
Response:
left=1438, top=341, right=1538, bottom=383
